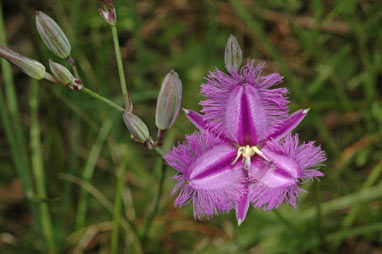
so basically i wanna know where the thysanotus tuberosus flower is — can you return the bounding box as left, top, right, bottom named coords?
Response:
left=164, top=35, right=326, bottom=225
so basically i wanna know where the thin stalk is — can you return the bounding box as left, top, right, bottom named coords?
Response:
left=81, top=87, right=124, bottom=112
left=111, top=25, right=132, bottom=111
left=141, top=160, right=167, bottom=240
left=75, top=118, right=114, bottom=230
left=111, top=157, right=129, bottom=254
left=0, top=1, right=40, bottom=229
left=43, top=74, right=124, bottom=113
left=67, top=56, right=82, bottom=81
left=30, top=80, right=56, bottom=254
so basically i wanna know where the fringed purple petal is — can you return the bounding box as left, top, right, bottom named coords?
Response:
left=265, top=134, right=326, bottom=179
left=296, top=141, right=326, bottom=171
left=251, top=183, right=306, bottom=210
left=250, top=134, right=326, bottom=210
left=200, top=60, right=289, bottom=144
left=164, top=131, right=244, bottom=219
left=302, top=170, right=325, bottom=181
left=164, top=131, right=223, bottom=174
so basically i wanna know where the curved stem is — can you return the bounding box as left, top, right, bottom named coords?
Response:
left=111, top=25, right=132, bottom=111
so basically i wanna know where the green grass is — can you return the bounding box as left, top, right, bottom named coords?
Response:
left=0, top=0, right=381, bottom=253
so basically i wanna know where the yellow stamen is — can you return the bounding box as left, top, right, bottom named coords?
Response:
left=231, top=145, right=269, bottom=170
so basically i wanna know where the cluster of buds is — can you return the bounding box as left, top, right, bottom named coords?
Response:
left=0, top=1, right=183, bottom=150
left=0, top=11, right=83, bottom=91
left=122, top=70, right=183, bottom=148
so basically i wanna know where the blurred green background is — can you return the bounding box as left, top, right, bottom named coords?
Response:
left=0, top=0, right=381, bottom=253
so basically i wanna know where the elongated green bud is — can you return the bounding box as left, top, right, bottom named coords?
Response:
left=123, top=112, right=150, bottom=143
left=36, top=11, right=71, bottom=58
left=155, top=70, right=182, bottom=130
left=225, top=34, right=242, bottom=72
left=0, top=45, right=46, bottom=79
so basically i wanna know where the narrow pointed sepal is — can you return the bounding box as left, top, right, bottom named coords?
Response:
left=183, top=108, right=206, bottom=130
left=263, top=108, right=310, bottom=144
left=236, top=176, right=251, bottom=225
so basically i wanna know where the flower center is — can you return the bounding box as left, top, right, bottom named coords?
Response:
left=231, top=145, right=269, bottom=170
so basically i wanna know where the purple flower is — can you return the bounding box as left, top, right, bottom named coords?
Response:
left=164, top=48, right=325, bottom=224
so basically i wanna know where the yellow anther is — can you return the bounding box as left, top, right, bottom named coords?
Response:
left=252, top=146, right=270, bottom=162
left=231, top=145, right=270, bottom=169
left=242, top=145, right=255, bottom=158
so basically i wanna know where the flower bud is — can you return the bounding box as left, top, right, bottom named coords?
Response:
left=0, top=45, right=46, bottom=79
left=49, top=59, right=73, bottom=85
left=68, top=79, right=84, bottom=91
left=225, top=34, right=242, bottom=72
left=155, top=70, right=182, bottom=130
left=98, top=0, right=117, bottom=25
left=123, top=112, right=150, bottom=143
left=36, top=11, right=71, bottom=58
left=49, top=59, right=83, bottom=91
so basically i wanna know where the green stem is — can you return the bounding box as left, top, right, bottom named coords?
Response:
left=141, top=160, right=167, bottom=240
left=67, top=56, right=82, bottom=81
left=111, top=25, right=132, bottom=111
left=43, top=73, right=124, bottom=113
left=30, top=80, right=56, bottom=254
left=81, top=87, right=124, bottom=112
left=75, top=118, right=114, bottom=231
left=111, top=158, right=129, bottom=254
